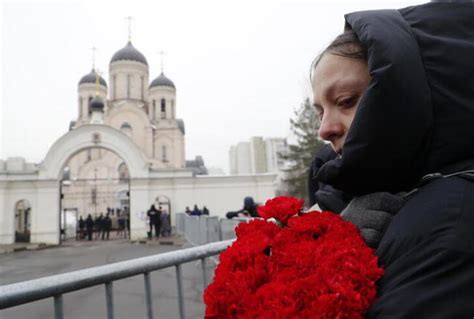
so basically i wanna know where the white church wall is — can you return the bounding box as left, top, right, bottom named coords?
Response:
left=155, top=135, right=174, bottom=168
left=172, top=130, right=185, bottom=168
left=32, top=180, right=59, bottom=244
left=148, top=86, right=175, bottom=121
left=147, top=174, right=277, bottom=224
left=129, top=178, right=151, bottom=240
left=106, top=104, right=150, bottom=156
left=0, top=185, right=12, bottom=244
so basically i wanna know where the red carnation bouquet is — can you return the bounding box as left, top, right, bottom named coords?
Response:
left=204, top=196, right=384, bottom=319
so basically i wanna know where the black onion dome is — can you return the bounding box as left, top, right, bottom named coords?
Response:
left=90, top=96, right=105, bottom=111
left=79, top=69, right=107, bottom=87
left=176, top=119, right=185, bottom=134
left=110, top=41, right=148, bottom=65
left=149, top=72, right=176, bottom=89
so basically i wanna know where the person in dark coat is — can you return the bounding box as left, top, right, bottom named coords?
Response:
left=202, top=206, right=210, bottom=215
left=226, top=196, right=259, bottom=219
left=78, top=216, right=85, bottom=240
left=160, top=209, right=171, bottom=237
left=94, top=214, right=103, bottom=239
left=185, top=206, right=191, bottom=215
left=102, top=213, right=111, bottom=240
left=311, top=3, right=474, bottom=318
left=85, top=214, right=94, bottom=241
left=191, top=204, right=201, bottom=216
left=147, top=205, right=161, bottom=238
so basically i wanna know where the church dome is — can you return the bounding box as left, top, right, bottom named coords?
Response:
left=79, top=69, right=107, bottom=87
left=90, top=96, right=105, bottom=111
left=149, top=72, right=176, bottom=89
left=110, top=41, right=148, bottom=66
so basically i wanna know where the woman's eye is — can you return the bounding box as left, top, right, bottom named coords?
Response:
left=338, top=96, right=357, bottom=108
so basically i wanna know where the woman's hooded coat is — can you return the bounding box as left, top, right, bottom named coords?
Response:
left=316, top=2, right=474, bottom=318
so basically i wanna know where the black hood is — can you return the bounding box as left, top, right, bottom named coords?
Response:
left=317, top=3, right=474, bottom=195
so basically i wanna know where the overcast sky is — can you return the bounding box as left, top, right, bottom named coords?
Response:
left=1, top=0, right=426, bottom=173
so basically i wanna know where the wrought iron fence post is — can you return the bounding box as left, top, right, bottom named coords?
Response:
left=144, top=272, right=154, bottom=319
left=105, top=282, right=114, bottom=319
left=201, top=258, right=208, bottom=290
left=175, top=264, right=185, bottom=319
left=54, top=295, right=64, bottom=319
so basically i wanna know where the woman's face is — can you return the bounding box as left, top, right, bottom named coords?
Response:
left=312, top=53, right=370, bottom=155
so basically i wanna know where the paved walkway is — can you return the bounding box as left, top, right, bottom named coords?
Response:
left=0, top=238, right=216, bottom=319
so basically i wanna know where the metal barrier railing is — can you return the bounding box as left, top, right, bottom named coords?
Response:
left=0, top=240, right=234, bottom=319
left=175, top=213, right=252, bottom=246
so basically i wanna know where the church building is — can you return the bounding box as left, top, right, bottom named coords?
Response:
left=0, top=39, right=276, bottom=245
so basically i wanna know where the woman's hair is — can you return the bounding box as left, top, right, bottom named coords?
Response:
left=310, top=29, right=367, bottom=80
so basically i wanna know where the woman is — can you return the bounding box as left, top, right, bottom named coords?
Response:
left=311, top=2, right=474, bottom=318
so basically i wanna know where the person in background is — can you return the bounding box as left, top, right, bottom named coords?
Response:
left=94, top=213, right=103, bottom=240
left=226, top=196, right=259, bottom=219
left=160, top=209, right=171, bottom=237
left=185, top=206, right=192, bottom=215
left=202, top=206, right=210, bottom=215
left=78, top=216, right=85, bottom=240
left=85, top=214, right=94, bottom=241
left=156, top=206, right=163, bottom=237
left=102, top=213, right=111, bottom=240
left=147, top=205, right=161, bottom=238
left=117, top=212, right=125, bottom=238
left=191, top=204, right=202, bottom=216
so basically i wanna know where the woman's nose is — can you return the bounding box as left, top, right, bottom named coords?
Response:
left=319, top=112, right=345, bottom=143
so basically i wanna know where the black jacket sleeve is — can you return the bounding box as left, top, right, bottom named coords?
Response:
left=308, top=144, right=352, bottom=213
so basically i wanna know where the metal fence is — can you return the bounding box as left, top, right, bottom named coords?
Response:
left=175, top=213, right=251, bottom=245
left=0, top=240, right=233, bottom=319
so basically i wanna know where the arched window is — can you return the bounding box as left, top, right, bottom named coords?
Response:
left=171, top=99, right=175, bottom=119
left=88, top=96, right=93, bottom=116
left=127, top=74, right=131, bottom=98
left=161, top=99, right=166, bottom=119
left=120, top=122, right=133, bottom=137
left=113, top=75, right=117, bottom=100
left=63, top=166, right=71, bottom=180
left=79, top=97, right=83, bottom=118
left=162, top=145, right=168, bottom=162
left=91, top=188, right=97, bottom=205
left=15, top=199, right=31, bottom=243
left=118, top=162, right=129, bottom=182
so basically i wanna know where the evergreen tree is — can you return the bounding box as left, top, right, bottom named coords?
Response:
left=279, top=97, right=326, bottom=203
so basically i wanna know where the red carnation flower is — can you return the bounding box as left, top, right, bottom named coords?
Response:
left=204, top=196, right=384, bottom=319
left=257, top=196, right=304, bottom=224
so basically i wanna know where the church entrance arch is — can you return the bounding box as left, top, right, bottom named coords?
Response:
left=60, top=150, right=131, bottom=241
left=39, top=124, right=150, bottom=244
left=14, top=199, right=31, bottom=243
